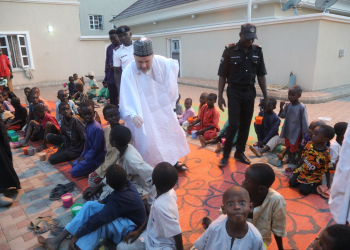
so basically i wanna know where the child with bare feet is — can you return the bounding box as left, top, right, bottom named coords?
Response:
left=178, top=98, right=195, bottom=125
left=194, top=186, right=264, bottom=250
left=37, top=164, right=146, bottom=250
left=198, top=120, right=239, bottom=153
left=278, top=85, right=308, bottom=164
left=249, top=98, right=280, bottom=157
left=187, top=93, right=220, bottom=141
left=31, top=87, right=51, bottom=114
left=15, top=104, right=60, bottom=151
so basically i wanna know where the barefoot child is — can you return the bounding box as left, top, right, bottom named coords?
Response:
left=242, top=164, right=287, bottom=249
left=178, top=98, right=195, bottom=126
left=5, top=97, right=27, bottom=131
left=70, top=100, right=106, bottom=177
left=278, top=85, right=308, bottom=164
left=24, top=91, right=45, bottom=131
left=93, top=81, right=109, bottom=103
left=86, top=104, right=120, bottom=187
left=46, top=102, right=86, bottom=165
left=249, top=98, right=281, bottom=157
left=55, top=90, right=78, bottom=125
left=289, top=125, right=334, bottom=195
left=0, top=103, right=14, bottom=124
left=187, top=93, right=220, bottom=141
left=118, top=162, right=183, bottom=250
left=30, top=87, right=51, bottom=114
left=16, top=104, right=60, bottom=152
left=37, top=164, right=147, bottom=250
left=86, top=71, right=99, bottom=100
left=312, top=224, right=350, bottom=250
left=72, top=82, right=88, bottom=107
left=195, top=186, right=264, bottom=250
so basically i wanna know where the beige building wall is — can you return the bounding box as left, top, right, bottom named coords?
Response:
left=313, top=20, right=350, bottom=90
left=78, top=0, right=137, bottom=36
left=1, top=1, right=107, bottom=88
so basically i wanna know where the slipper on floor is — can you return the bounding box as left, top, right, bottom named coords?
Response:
left=283, top=167, right=293, bottom=177
left=50, top=226, right=72, bottom=239
left=321, top=189, right=331, bottom=199
left=28, top=216, right=53, bottom=229
left=34, top=218, right=59, bottom=234
left=50, top=182, right=75, bottom=194
left=317, top=185, right=328, bottom=195
left=50, top=186, right=75, bottom=200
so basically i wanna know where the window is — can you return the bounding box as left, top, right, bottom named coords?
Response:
left=0, top=34, right=30, bottom=69
left=111, top=16, right=117, bottom=29
left=89, top=15, right=104, bottom=30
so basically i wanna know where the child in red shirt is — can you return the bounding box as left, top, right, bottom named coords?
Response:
left=16, top=104, right=60, bottom=152
left=187, top=93, right=220, bottom=140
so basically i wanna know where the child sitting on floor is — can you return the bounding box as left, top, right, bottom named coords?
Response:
left=37, top=164, right=147, bottom=250
left=198, top=92, right=208, bottom=116
left=84, top=125, right=155, bottom=211
left=46, top=102, right=86, bottom=165
left=86, top=104, right=120, bottom=187
left=178, top=98, right=195, bottom=126
left=278, top=85, right=308, bottom=164
left=2, top=87, right=16, bottom=100
left=187, top=93, right=220, bottom=141
left=0, top=103, right=14, bottom=124
left=118, top=162, right=183, bottom=250
left=312, top=224, right=350, bottom=250
left=24, top=91, right=46, bottom=129
left=16, top=104, right=60, bottom=152
left=175, top=94, right=183, bottom=116
left=242, top=164, right=286, bottom=249
left=289, top=125, right=334, bottom=196
left=329, top=122, right=348, bottom=168
left=0, top=92, right=14, bottom=113
left=70, top=100, right=106, bottom=178
left=86, top=71, right=99, bottom=100
left=24, top=87, right=31, bottom=108
left=198, top=120, right=239, bottom=153
left=195, top=186, right=264, bottom=250
left=55, top=90, right=78, bottom=125
left=5, top=97, right=27, bottom=131
left=30, top=87, right=51, bottom=114
left=93, top=81, right=109, bottom=103
left=72, top=81, right=88, bottom=107
left=249, top=98, right=281, bottom=157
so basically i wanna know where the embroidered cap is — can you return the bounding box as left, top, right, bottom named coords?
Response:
left=240, top=23, right=258, bottom=40
left=133, top=37, right=153, bottom=57
left=116, top=25, right=130, bottom=34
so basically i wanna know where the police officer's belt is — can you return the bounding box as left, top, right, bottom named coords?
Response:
left=229, top=84, right=255, bottom=92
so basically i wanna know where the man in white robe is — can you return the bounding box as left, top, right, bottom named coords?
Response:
left=119, top=37, right=190, bottom=171
left=330, top=118, right=350, bottom=224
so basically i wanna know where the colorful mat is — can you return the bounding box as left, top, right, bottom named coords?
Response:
left=19, top=100, right=332, bottom=250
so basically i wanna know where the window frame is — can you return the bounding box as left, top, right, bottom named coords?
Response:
left=88, top=15, right=104, bottom=30
left=0, top=32, right=34, bottom=71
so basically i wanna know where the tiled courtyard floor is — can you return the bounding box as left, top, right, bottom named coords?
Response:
left=0, top=84, right=349, bottom=249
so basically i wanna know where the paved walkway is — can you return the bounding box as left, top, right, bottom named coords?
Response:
left=0, top=84, right=349, bottom=249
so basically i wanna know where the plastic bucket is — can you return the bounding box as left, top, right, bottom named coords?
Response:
left=7, top=130, right=16, bottom=137
left=255, top=116, right=263, bottom=125
left=221, top=138, right=226, bottom=146
left=70, top=203, right=84, bottom=218
left=11, top=135, right=18, bottom=142
left=23, top=147, right=29, bottom=155
left=27, top=148, right=35, bottom=156
left=191, top=130, right=198, bottom=139
left=38, top=152, right=47, bottom=161
left=61, top=193, right=73, bottom=208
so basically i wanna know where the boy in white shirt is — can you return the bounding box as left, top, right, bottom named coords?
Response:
left=118, top=162, right=183, bottom=250
left=330, top=122, right=348, bottom=167
left=194, top=186, right=264, bottom=250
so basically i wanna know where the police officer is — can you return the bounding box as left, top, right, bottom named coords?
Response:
left=217, top=23, right=268, bottom=166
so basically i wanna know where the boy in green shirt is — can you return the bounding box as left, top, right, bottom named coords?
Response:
left=86, top=71, right=99, bottom=100
left=93, top=81, right=110, bottom=103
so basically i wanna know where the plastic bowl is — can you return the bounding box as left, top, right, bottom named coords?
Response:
left=70, top=203, right=84, bottom=218
left=191, top=130, right=198, bottom=139
left=11, top=135, right=18, bottom=142
left=7, top=130, right=16, bottom=137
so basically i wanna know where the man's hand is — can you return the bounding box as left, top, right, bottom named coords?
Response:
left=123, top=230, right=141, bottom=244
left=187, top=124, right=193, bottom=131
left=218, top=97, right=226, bottom=112
left=68, top=233, right=79, bottom=250
left=10, top=74, right=13, bottom=79
left=132, top=115, right=144, bottom=129
left=280, top=100, right=285, bottom=110
left=77, top=157, right=84, bottom=163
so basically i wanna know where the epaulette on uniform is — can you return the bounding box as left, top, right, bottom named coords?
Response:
left=253, top=44, right=262, bottom=49
left=113, top=45, right=121, bottom=51
left=225, top=43, right=236, bottom=49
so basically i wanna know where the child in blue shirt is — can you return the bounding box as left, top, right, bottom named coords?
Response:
left=37, top=164, right=146, bottom=250
left=70, top=100, right=106, bottom=177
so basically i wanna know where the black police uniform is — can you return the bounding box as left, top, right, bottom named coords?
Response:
left=218, top=42, right=267, bottom=158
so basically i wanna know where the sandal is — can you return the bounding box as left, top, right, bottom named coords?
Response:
left=50, top=182, right=75, bottom=194
left=283, top=167, right=293, bottom=177
left=50, top=186, right=75, bottom=200
left=317, top=185, right=328, bottom=195
left=34, top=218, right=59, bottom=234
left=321, top=189, right=331, bottom=199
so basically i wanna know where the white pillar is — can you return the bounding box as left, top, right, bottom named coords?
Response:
left=247, top=0, right=252, bottom=22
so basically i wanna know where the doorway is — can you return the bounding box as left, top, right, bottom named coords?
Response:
left=170, top=39, right=181, bottom=77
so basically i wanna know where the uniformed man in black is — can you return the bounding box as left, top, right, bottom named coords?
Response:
left=218, top=23, right=268, bottom=166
